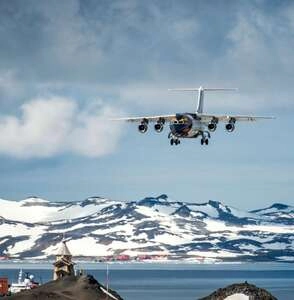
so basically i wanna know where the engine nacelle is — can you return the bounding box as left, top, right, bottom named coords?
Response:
left=138, top=123, right=148, bottom=133
left=225, top=123, right=235, bottom=132
left=208, top=122, right=217, bottom=132
left=154, top=117, right=165, bottom=133
left=154, top=123, right=164, bottom=133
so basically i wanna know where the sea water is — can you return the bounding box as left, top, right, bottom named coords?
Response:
left=0, top=263, right=293, bottom=300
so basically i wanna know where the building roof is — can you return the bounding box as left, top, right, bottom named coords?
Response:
left=56, top=240, right=72, bottom=256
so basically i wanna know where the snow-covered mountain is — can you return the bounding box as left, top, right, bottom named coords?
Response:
left=0, top=195, right=293, bottom=262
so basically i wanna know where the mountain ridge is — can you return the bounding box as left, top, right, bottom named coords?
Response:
left=0, top=195, right=293, bottom=262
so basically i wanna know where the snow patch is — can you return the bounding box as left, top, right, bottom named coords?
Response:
left=225, top=294, right=249, bottom=300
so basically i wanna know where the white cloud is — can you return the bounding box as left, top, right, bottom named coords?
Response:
left=69, top=104, right=124, bottom=157
left=0, top=97, right=123, bottom=158
left=1, top=1, right=294, bottom=119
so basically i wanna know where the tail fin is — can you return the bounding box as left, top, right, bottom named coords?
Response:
left=168, top=87, right=238, bottom=113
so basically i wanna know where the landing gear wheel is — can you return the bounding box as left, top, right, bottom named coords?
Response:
left=205, top=139, right=209, bottom=145
left=201, top=138, right=204, bottom=145
left=170, top=139, right=174, bottom=146
left=175, top=140, right=180, bottom=145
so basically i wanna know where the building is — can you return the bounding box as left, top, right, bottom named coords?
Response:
left=53, top=239, right=75, bottom=280
left=0, top=277, right=9, bottom=296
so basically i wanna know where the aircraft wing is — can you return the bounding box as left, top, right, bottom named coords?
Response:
left=111, top=114, right=177, bottom=123
left=198, top=114, right=275, bottom=123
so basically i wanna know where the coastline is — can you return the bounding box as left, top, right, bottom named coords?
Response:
left=1, top=262, right=293, bottom=299
left=0, top=261, right=293, bottom=270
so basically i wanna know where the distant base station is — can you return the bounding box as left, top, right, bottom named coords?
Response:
left=112, top=86, right=274, bottom=146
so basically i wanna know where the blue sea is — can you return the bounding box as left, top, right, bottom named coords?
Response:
left=0, top=263, right=293, bottom=299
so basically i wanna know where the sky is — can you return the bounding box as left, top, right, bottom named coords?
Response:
left=0, top=0, right=293, bottom=209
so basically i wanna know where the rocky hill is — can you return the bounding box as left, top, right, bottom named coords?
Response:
left=3, top=275, right=123, bottom=300
left=199, top=282, right=277, bottom=299
left=0, top=194, right=293, bottom=262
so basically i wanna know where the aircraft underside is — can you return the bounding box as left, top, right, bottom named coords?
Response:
left=168, top=127, right=211, bottom=146
left=138, top=113, right=215, bottom=146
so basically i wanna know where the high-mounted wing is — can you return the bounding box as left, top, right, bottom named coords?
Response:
left=198, top=114, right=275, bottom=123
left=111, top=114, right=176, bottom=123
left=199, top=113, right=275, bottom=133
left=111, top=114, right=177, bottom=134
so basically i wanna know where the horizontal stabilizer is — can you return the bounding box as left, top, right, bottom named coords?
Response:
left=203, top=88, right=238, bottom=91
left=168, top=86, right=238, bottom=113
left=168, top=88, right=238, bottom=92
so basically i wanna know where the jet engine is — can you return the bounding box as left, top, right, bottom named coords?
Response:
left=208, top=122, right=217, bottom=132
left=225, top=123, right=235, bottom=132
left=154, top=118, right=165, bottom=133
left=138, top=119, right=148, bottom=133
left=208, top=117, right=218, bottom=132
left=225, top=118, right=236, bottom=132
left=154, top=123, right=163, bottom=132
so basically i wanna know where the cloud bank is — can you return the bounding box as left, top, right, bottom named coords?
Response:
left=0, top=97, right=123, bottom=158
left=1, top=1, right=294, bottom=114
left=1, top=0, right=294, bottom=157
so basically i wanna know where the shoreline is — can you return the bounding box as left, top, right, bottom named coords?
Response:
left=0, top=261, right=293, bottom=270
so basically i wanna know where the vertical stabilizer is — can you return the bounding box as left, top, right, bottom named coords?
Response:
left=196, top=87, right=204, bottom=113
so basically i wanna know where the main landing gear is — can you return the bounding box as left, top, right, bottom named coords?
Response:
left=200, top=131, right=210, bottom=146
left=170, top=138, right=180, bottom=146
left=201, top=138, right=209, bottom=145
left=168, top=131, right=211, bottom=146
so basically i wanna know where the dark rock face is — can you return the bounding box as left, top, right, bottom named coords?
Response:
left=4, top=275, right=124, bottom=300
left=173, top=205, right=192, bottom=217
left=199, top=282, right=277, bottom=300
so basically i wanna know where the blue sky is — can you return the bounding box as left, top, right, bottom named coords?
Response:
left=0, top=0, right=293, bottom=209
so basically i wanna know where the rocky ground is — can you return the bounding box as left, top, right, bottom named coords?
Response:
left=199, top=282, right=277, bottom=300
left=4, top=275, right=124, bottom=300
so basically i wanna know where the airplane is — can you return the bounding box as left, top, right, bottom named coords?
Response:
left=113, top=86, right=274, bottom=146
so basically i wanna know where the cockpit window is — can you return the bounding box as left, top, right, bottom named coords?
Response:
left=173, top=118, right=188, bottom=125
